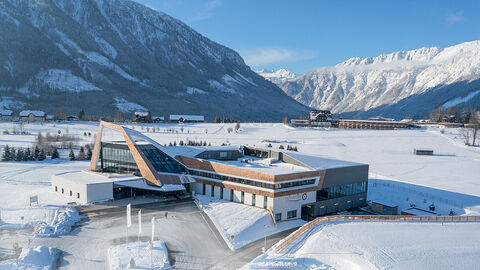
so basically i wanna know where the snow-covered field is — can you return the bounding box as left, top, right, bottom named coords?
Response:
left=242, top=220, right=480, bottom=270
left=195, top=195, right=305, bottom=250
left=107, top=240, right=170, bottom=270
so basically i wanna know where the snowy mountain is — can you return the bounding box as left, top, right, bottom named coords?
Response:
left=277, top=41, right=480, bottom=118
left=0, top=0, right=309, bottom=121
left=257, top=69, right=299, bottom=85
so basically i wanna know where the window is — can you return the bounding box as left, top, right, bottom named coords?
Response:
left=287, top=210, right=297, bottom=219
left=69, top=190, right=72, bottom=196
left=241, top=192, right=245, bottom=203
left=55, top=186, right=58, bottom=192
left=252, top=194, right=256, bottom=206
left=275, top=213, right=281, bottom=221
left=61, top=188, right=64, bottom=194
left=202, top=184, right=206, bottom=195
left=211, top=185, right=214, bottom=197
left=77, top=193, right=80, bottom=199
left=220, top=187, right=224, bottom=199
left=230, top=189, right=234, bottom=202
left=264, top=196, right=268, bottom=209
left=219, top=151, right=227, bottom=158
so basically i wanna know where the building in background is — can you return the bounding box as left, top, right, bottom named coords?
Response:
left=169, top=114, right=204, bottom=123
left=19, top=110, right=46, bottom=122
left=0, top=110, right=13, bottom=121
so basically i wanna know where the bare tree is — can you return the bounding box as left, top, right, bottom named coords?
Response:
left=429, top=106, right=445, bottom=123
left=114, top=110, right=124, bottom=122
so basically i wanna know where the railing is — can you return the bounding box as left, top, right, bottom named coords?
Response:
left=274, top=215, right=480, bottom=253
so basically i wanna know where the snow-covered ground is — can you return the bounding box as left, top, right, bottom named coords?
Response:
left=107, top=240, right=170, bottom=270
left=195, top=195, right=306, bottom=250
left=242, top=220, right=480, bottom=270
left=0, top=246, right=60, bottom=270
left=0, top=121, right=479, bottom=268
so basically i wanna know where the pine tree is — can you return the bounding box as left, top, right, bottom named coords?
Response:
left=86, top=145, right=92, bottom=160
left=267, top=143, right=272, bottom=148
left=78, top=146, right=86, bottom=160
left=23, top=148, right=30, bottom=161
left=9, top=147, right=16, bottom=161
left=78, top=109, right=85, bottom=120
left=279, top=145, right=284, bottom=150
left=215, top=115, right=221, bottom=123
left=15, top=149, right=24, bottom=161
left=2, top=145, right=10, bottom=161
left=69, top=149, right=75, bottom=161
left=38, top=149, right=46, bottom=161
left=51, top=147, right=60, bottom=159
left=34, top=146, right=40, bottom=160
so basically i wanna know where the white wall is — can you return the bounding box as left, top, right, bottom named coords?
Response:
left=233, top=190, right=242, bottom=203
left=86, top=182, right=113, bottom=203
left=272, top=191, right=316, bottom=221
left=51, top=175, right=88, bottom=204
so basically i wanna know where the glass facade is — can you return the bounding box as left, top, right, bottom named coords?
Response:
left=101, top=142, right=140, bottom=174
left=137, top=145, right=186, bottom=174
left=189, top=169, right=315, bottom=190
left=316, top=181, right=367, bottom=201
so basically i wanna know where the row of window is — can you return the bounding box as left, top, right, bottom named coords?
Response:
left=55, top=186, right=80, bottom=199
left=190, top=169, right=315, bottom=190
left=316, top=181, right=368, bottom=201
left=274, top=210, right=297, bottom=221
left=201, top=183, right=268, bottom=209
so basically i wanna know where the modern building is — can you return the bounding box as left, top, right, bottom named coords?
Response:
left=52, top=121, right=369, bottom=221
left=371, top=200, right=399, bottom=215
left=19, top=110, right=46, bottom=122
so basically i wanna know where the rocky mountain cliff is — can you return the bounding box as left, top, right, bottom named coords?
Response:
left=0, top=0, right=309, bottom=121
left=261, top=41, right=480, bottom=119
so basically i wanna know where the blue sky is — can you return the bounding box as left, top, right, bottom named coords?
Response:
left=136, top=0, right=480, bottom=74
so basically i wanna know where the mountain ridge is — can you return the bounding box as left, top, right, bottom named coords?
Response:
left=0, top=0, right=309, bottom=121
left=259, top=41, right=480, bottom=118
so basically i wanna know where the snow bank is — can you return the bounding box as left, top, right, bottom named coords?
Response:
left=0, top=206, right=81, bottom=237
left=195, top=194, right=305, bottom=250
left=0, top=246, right=60, bottom=270
left=107, top=241, right=170, bottom=270
left=35, top=206, right=82, bottom=237
left=243, top=221, right=480, bottom=270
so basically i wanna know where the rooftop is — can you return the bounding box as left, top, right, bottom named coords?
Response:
left=207, top=156, right=311, bottom=175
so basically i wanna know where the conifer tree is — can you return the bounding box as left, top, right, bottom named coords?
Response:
left=2, top=145, right=10, bottom=161
left=34, top=146, right=40, bottom=160
left=78, top=146, right=86, bottom=160
left=51, top=147, right=59, bottom=159
left=15, top=149, right=24, bottom=161
left=69, top=149, right=75, bottom=161
left=38, top=149, right=46, bottom=161
left=86, top=145, right=92, bottom=160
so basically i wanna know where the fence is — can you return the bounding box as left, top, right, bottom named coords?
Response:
left=371, top=180, right=464, bottom=208
left=274, top=215, right=480, bottom=253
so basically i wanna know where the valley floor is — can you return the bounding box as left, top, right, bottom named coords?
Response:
left=0, top=121, right=479, bottom=269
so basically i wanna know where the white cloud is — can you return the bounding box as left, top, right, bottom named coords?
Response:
left=241, top=48, right=317, bottom=66
left=191, top=0, right=222, bottom=21
left=446, top=11, right=464, bottom=25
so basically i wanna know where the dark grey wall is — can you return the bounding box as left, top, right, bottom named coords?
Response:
left=322, top=165, right=369, bottom=188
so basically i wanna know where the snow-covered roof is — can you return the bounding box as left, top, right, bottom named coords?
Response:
left=19, top=110, right=46, bottom=117
left=0, top=109, right=13, bottom=116
left=53, top=170, right=142, bottom=185
left=372, top=199, right=399, bottom=208
left=285, top=152, right=367, bottom=170
left=402, top=207, right=438, bottom=216
left=209, top=156, right=311, bottom=175
left=168, top=145, right=240, bottom=158
left=134, top=111, right=149, bottom=117
left=169, top=114, right=204, bottom=121
left=46, top=115, right=55, bottom=120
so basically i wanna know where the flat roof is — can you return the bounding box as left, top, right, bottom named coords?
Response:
left=207, top=157, right=311, bottom=175
left=53, top=170, right=142, bottom=185
left=285, top=152, right=367, bottom=170
left=372, top=200, right=399, bottom=208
